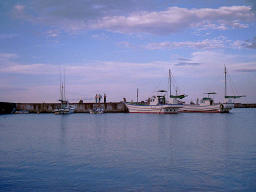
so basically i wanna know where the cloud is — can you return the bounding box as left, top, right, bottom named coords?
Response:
left=247, top=0, right=256, bottom=13
left=13, top=2, right=255, bottom=34
left=14, top=4, right=25, bottom=12
left=91, top=6, right=255, bottom=34
left=175, top=62, right=201, bottom=66
left=145, top=38, right=227, bottom=50
left=46, top=30, right=59, bottom=38
left=0, top=34, right=19, bottom=39
left=233, top=37, right=256, bottom=49
left=234, top=68, right=256, bottom=72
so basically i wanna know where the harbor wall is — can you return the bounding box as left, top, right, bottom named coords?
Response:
left=16, top=102, right=128, bottom=113
left=0, top=102, right=16, bottom=114
left=234, top=103, right=256, bottom=108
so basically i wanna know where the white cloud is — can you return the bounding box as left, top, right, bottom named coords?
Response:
left=14, top=3, right=255, bottom=34
left=90, top=6, right=254, bottom=34
left=14, top=5, right=25, bottom=12
left=47, top=30, right=59, bottom=38
left=145, top=39, right=227, bottom=50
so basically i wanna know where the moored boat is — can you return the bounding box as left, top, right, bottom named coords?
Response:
left=125, top=70, right=183, bottom=114
left=180, top=93, right=232, bottom=113
left=179, top=66, right=244, bottom=113
left=125, top=91, right=182, bottom=114
left=54, top=69, right=75, bottom=114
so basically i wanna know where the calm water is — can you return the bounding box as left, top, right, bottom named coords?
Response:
left=0, top=109, right=256, bottom=191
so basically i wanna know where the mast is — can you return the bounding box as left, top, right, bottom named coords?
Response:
left=224, top=65, right=227, bottom=98
left=169, top=69, right=171, bottom=97
left=60, top=67, right=62, bottom=101
left=136, top=88, right=139, bottom=103
left=64, top=68, right=66, bottom=101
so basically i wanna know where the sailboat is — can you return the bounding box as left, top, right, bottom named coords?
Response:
left=125, top=70, right=183, bottom=114
left=167, top=69, right=187, bottom=105
left=54, top=69, right=75, bottom=114
left=180, top=66, right=244, bottom=113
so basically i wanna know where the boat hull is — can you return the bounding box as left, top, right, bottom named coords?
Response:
left=180, top=103, right=234, bottom=113
left=54, top=107, right=75, bottom=114
left=125, top=103, right=182, bottom=114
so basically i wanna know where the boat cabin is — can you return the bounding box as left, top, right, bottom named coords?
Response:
left=200, top=97, right=214, bottom=105
left=149, top=90, right=167, bottom=105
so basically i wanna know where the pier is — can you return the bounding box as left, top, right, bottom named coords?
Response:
left=16, top=102, right=128, bottom=113
left=1, top=102, right=256, bottom=114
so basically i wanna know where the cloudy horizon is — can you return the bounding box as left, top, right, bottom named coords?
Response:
left=0, top=0, right=255, bottom=103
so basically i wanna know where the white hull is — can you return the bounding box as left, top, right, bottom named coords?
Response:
left=125, top=103, right=182, bottom=114
left=54, top=107, right=75, bottom=114
left=180, top=103, right=234, bottom=113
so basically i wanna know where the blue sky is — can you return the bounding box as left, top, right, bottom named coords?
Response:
left=0, top=0, right=255, bottom=103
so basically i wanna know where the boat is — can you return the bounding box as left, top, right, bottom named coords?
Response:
left=181, top=92, right=232, bottom=113
left=89, top=104, right=104, bottom=114
left=54, top=101, right=75, bottom=114
left=125, top=70, right=183, bottom=114
left=54, top=69, right=75, bottom=114
left=180, top=66, right=244, bottom=113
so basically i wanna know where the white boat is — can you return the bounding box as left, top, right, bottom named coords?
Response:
left=125, top=70, right=183, bottom=114
left=179, top=66, right=244, bottom=113
left=54, top=101, right=75, bottom=114
left=181, top=93, right=233, bottom=113
left=54, top=69, right=75, bottom=114
left=89, top=105, right=104, bottom=114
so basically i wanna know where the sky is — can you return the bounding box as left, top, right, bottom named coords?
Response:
left=0, top=0, right=256, bottom=103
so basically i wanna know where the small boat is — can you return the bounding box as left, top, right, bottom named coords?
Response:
left=54, top=69, right=75, bottom=114
left=89, top=105, right=104, bottom=114
left=54, top=100, right=75, bottom=114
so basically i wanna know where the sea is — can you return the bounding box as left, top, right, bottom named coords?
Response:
left=0, top=109, right=256, bottom=191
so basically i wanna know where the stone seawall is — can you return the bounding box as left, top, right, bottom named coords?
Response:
left=234, top=103, right=256, bottom=108
left=16, top=102, right=128, bottom=113
left=0, top=102, right=16, bottom=114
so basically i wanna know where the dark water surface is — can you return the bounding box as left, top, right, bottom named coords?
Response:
left=0, top=109, right=256, bottom=191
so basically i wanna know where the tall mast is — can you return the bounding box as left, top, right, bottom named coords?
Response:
left=60, top=67, right=62, bottom=101
left=136, top=88, right=139, bottom=103
left=224, top=65, right=227, bottom=98
left=64, top=68, right=66, bottom=101
left=169, top=69, right=171, bottom=97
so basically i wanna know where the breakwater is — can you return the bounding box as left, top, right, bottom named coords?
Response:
left=234, top=103, right=256, bottom=108
left=16, top=102, right=128, bottom=113
left=1, top=102, right=255, bottom=114
left=0, top=102, right=16, bottom=114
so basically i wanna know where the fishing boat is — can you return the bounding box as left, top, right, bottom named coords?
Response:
left=180, top=66, right=244, bottom=113
left=125, top=70, right=183, bottom=114
left=54, top=69, right=75, bottom=114
left=181, top=92, right=232, bottom=113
